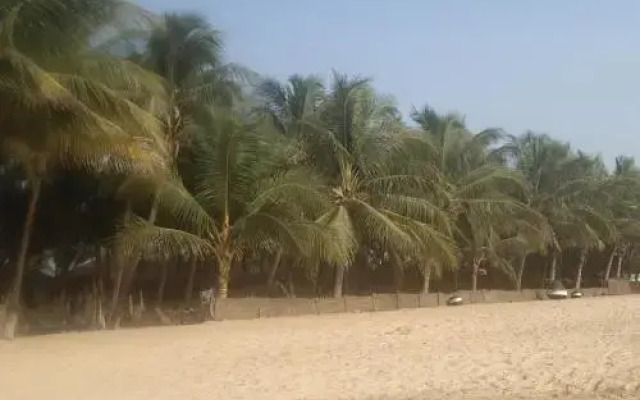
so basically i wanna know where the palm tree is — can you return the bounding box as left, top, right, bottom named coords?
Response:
left=307, top=78, right=455, bottom=297
left=255, top=74, right=325, bottom=168
left=488, top=210, right=552, bottom=291
left=149, top=108, right=347, bottom=299
left=141, top=12, right=252, bottom=161
left=599, top=156, right=640, bottom=282
left=409, top=107, right=548, bottom=294
left=101, top=11, right=253, bottom=307
left=256, top=75, right=324, bottom=137
left=318, top=72, right=404, bottom=172
left=0, top=0, right=169, bottom=338
left=318, top=149, right=456, bottom=297
left=514, top=133, right=613, bottom=290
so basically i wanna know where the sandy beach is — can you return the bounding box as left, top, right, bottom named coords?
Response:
left=1, top=296, right=639, bottom=400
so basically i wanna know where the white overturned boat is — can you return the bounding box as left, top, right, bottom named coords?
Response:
left=446, top=295, right=464, bottom=306
left=547, top=289, right=568, bottom=299
left=547, top=281, right=568, bottom=300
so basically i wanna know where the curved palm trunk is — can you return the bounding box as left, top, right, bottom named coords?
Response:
left=333, top=264, right=346, bottom=298
left=93, top=246, right=108, bottom=329
left=184, top=258, right=197, bottom=303
left=603, top=248, right=616, bottom=285
left=575, top=250, right=587, bottom=290
left=615, top=253, right=623, bottom=279
left=107, top=202, right=133, bottom=327
left=108, top=253, right=125, bottom=326
left=516, top=254, right=527, bottom=291
left=156, top=263, right=168, bottom=304
left=267, top=248, right=283, bottom=287
left=421, top=262, right=432, bottom=294
left=549, top=252, right=558, bottom=284
left=390, top=250, right=404, bottom=292
left=147, top=194, right=170, bottom=306
left=471, top=258, right=481, bottom=293
left=286, top=267, right=296, bottom=298
left=148, top=193, right=159, bottom=224
left=2, top=179, right=41, bottom=340
left=111, top=197, right=157, bottom=327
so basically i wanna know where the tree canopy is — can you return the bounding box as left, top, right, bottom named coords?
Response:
left=1, top=1, right=639, bottom=339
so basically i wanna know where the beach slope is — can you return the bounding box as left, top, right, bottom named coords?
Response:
left=1, top=296, right=639, bottom=400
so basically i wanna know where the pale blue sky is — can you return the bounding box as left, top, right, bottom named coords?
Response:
left=135, top=0, right=640, bottom=166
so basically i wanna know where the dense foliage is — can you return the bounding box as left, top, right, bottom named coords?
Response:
left=1, top=1, right=639, bottom=338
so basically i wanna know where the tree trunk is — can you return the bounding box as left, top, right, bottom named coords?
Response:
left=2, top=179, right=41, bottom=340
left=267, top=248, right=283, bottom=287
left=107, top=255, right=125, bottom=327
left=549, top=252, right=558, bottom=283
left=471, top=259, right=480, bottom=293
left=516, top=255, right=527, bottom=291
left=184, top=258, right=197, bottom=303
left=333, top=264, right=346, bottom=298
left=390, top=251, right=404, bottom=292
left=453, top=270, right=459, bottom=291
left=286, top=268, right=296, bottom=298
left=575, top=250, right=587, bottom=290
left=148, top=193, right=159, bottom=224
left=216, top=216, right=232, bottom=299
left=421, top=262, right=432, bottom=294
left=603, top=248, right=616, bottom=284
left=107, top=202, right=133, bottom=327
left=93, top=249, right=107, bottom=330
left=615, top=248, right=624, bottom=279
left=93, top=280, right=106, bottom=330
left=156, top=264, right=168, bottom=305
left=217, top=271, right=229, bottom=299
left=216, top=254, right=231, bottom=299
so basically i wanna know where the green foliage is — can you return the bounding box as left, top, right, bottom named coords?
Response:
left=1, top=2, right=639, bottom=321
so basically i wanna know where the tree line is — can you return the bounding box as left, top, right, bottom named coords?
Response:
left=1, top=1, right=639, bottom=339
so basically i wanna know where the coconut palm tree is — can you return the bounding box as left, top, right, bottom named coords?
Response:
left=255, top=74, right=325, bottom=170
left=489, top=219, right=551, bottom=291
left=303, top=78, right=456, bottom=297
left=0, top=0, right=169, bottom=339
left=128, top=107, right=350, bottom=299
left=140, top=12, right=253, bottom=161
left=256, top=75, right=324, bottom=137
left=514, top=132, right=614, bottom=290
left=317, top=72, right=404, bottom=174
left=408, top=107, right=548, bottom=294
left=598, top=156, right=640, bottom=282
left=101, top=11, right=256, bottom=307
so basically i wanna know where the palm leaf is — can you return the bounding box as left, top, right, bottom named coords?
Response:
left=113, top=217, right=214, bottom=261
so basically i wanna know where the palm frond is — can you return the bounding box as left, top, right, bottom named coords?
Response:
left=113, top=217, right=214, bottom=261
left=346, top=197, right=414, bottom=250
left=117, top=174, right=215, bottom=236
left=53, top=73, right=169, bottom=158
left=316, top=206, right=358, bottom=265
left=0, top=49, right=163, bottom=174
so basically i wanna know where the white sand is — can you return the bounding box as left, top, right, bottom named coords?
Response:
left=1, top=296, right=639, bottom=400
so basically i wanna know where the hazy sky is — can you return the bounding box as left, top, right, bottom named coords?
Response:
left=135, top=0, right=640, bottom=166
